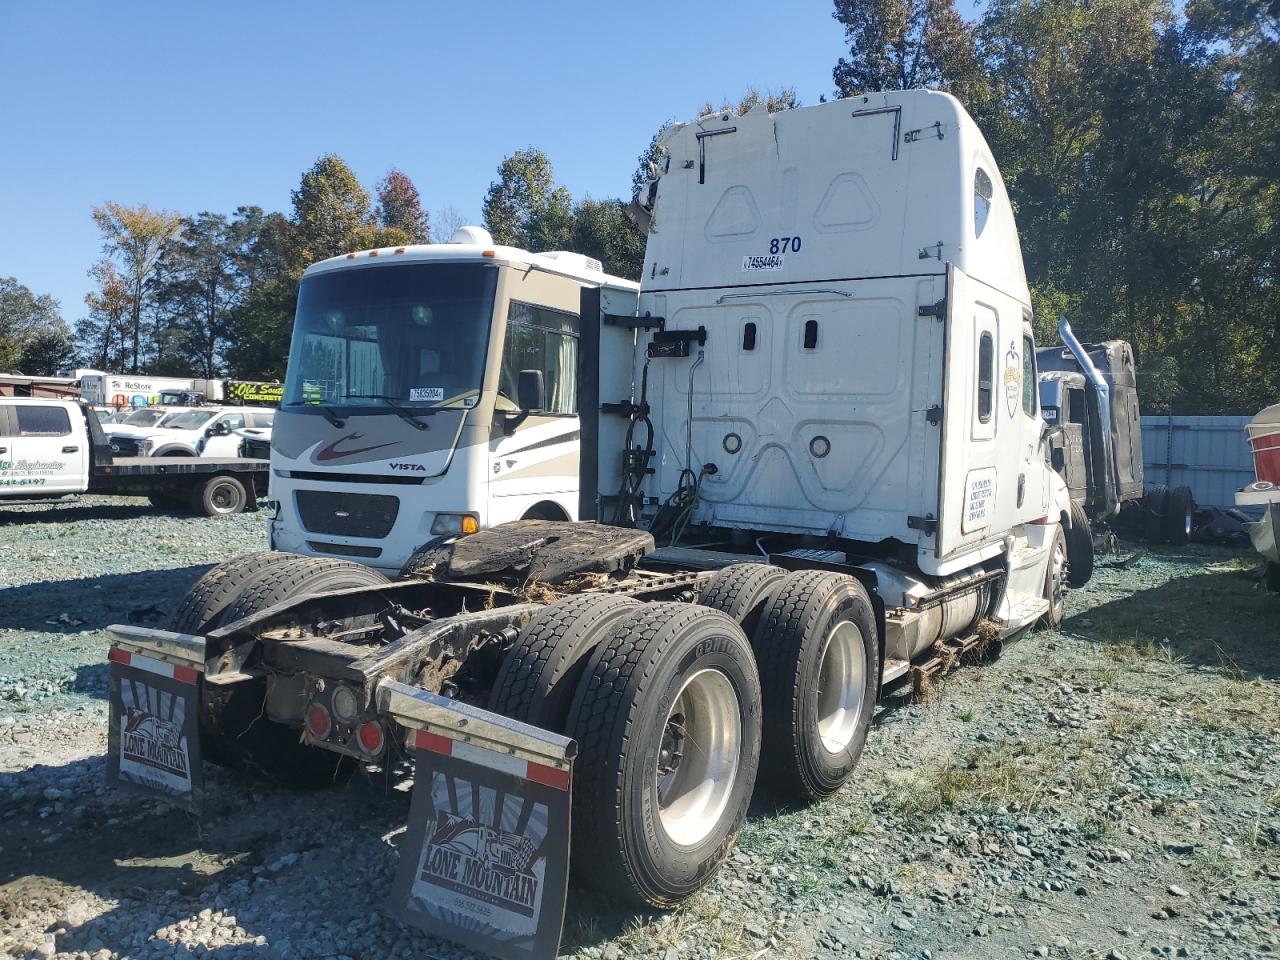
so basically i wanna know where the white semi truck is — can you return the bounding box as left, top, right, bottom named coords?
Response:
left=104, top=90, right=1072, bottom=960
left=265, top=227, right=638, bottom=570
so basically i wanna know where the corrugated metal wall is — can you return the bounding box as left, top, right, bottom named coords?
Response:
left=1141, top=415, right=1254, bottom=507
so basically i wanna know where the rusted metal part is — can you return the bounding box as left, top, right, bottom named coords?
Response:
left=106, top=625, right=206, bottom=669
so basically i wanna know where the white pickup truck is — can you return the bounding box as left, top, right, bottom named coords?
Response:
left=0, top=397, right=269, bottom=515
left=104, top=406, right=276, bottom=458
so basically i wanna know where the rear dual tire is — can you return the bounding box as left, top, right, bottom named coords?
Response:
left=567, top=603, right=762, bottom=907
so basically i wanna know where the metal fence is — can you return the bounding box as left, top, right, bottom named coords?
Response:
left=1141, top=415, right=1254, bottom=507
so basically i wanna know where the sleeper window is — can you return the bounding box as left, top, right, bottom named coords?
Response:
left=974, top=168, right=993, bottom=237
left=1022, top=335, right=1037, bottom=416
left=977, top=333, right=994, bottom=423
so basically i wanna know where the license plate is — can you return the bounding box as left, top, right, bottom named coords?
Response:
left=389, top=729, right=571, bottom=960
left=106, top=646, right=204, bottom=814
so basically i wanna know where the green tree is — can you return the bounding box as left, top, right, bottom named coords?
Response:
left=376, top=169, right=430, bottom=244
left=0, top=277, right=75, bottom=373
left=832, top=0, right=984, bottom=99
left=91, top=202, right=182, bottom=373
left=570, top=198, right=646, bottom=280
left=482, top=148, right=575, bottom=251
left=150, top=208, right=270, bottom=377
left=291, top=154, right=375, bottom=264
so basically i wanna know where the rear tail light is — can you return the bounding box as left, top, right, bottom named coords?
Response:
left=357, top=720, right=384, bottom=756
left=305, top=703, right=332, bottom=741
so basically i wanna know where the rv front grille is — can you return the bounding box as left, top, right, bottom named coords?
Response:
left=295, top=490, right=398, bottom=538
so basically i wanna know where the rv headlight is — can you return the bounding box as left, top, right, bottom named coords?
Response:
left=431, top=513, right=480, bottom=536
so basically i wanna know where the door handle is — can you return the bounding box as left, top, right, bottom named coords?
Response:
left=63, top=445, right=79, bottom=454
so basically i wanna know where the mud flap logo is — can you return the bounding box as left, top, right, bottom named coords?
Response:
left=390, top=745, right=570, bottom=960
left=106, top=657, right=203, bottom=814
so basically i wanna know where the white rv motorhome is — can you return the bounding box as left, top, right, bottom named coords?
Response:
left=267, top=228, right=639, bottom=571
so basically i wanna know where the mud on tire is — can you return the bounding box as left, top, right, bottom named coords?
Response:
left=566, top=603, right=762, bottom=907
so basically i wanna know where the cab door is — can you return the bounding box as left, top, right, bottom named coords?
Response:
left=7, top=403, right=87, bottom=494
left=201, top=412, right=247, bottom=457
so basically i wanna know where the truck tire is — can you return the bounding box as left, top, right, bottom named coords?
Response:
left=170, top=551, right=302, bottom=634
left=1065, top=502, right=1095, bottom=587
left=216, top=556, right=390, bottom=630
left=1040, top=526, right=1067, bottom=629
left=751, top=570, right=879, bottom=801
left=199, top=557, right=391, bottom=788
left=1143, top=484, right=1169, bottom=543
left=566, top=603, right=761, bottom=907
left=698, top=563, right=788, bottom=636
left=193, top=474, right=248, bottom=517
left=1164, top=486, right=1195, bottom=545
left=489, top=593, right=639, bottom=732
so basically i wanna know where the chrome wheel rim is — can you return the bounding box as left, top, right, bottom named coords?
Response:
left=656, top=668, right=741, bottom=847
left=816, top=621, right=865, bottom=755
left=1050, top=537, right=1066, bottom=611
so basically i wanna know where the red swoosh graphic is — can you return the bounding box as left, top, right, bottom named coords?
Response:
left=314, top=433, right=397, bottom=461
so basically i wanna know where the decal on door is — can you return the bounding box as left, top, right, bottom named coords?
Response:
left=1003, top=341, right=1021, bottom=418
left=962, top=467, right=998, bottom=534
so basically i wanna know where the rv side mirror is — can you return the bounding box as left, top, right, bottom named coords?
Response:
left=518, top=369, right=545, bottom=412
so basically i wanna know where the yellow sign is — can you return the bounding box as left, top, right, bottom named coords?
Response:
left=228, top=381, right=284, bottom=405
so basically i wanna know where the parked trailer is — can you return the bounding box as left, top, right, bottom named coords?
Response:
left=0, top=397, right=268, bottom=516
left=103, top=90, right=1072, bottom=960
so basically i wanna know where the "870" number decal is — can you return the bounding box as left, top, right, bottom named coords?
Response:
left=768, top=236, right=802, bottom=254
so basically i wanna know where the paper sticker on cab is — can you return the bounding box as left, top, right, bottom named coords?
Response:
left=741, top=254, right=784, bottom=272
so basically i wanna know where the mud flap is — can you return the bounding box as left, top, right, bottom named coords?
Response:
left=105, top=626, right=207, bottom=814
left=380, top=680, right=575, bottom=960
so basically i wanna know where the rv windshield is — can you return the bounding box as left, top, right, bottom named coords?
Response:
left=283, top=262, right=497, bottom=412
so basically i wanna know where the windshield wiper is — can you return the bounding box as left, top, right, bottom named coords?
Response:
left=345, top=394, right=429, bottom=431
left=316, top=406, right=346, bottom=428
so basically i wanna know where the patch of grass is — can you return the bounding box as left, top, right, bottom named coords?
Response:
left=957, top=708, right=975, bottom=722
left=1190, top=679, right=1280, bottom=735
left=887, top=737, right=1119, bottom=817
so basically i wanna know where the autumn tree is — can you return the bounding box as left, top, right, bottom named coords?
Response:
left=0, top=277, right=75, bottom=373
left=376, top=169, right=430, bottom=244
left=482, top=148, right=575, bottom=251
left=91, top=202, right=182, bottom=373
left=431, top=205, right=470, bottom=243
left=291, top=154, right=376, bottom=264
left=77, top=260, right=134, bottom=370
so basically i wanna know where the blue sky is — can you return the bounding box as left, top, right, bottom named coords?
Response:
left=0, top=2, right=972, bottom=333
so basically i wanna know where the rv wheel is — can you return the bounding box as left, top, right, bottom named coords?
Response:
left=490, top=593, right=639, bottom=732
left=698, top=562, right=789, bottom=635
left=751, top=570, right=879, bottom=801
left=566, top=603, right=761, bottom=907
left=1065, top=502, right=1095, bottom=586
left=1040, top=526, right=1067, bottom=629
left=1164, top=486, right=1195, bottom=545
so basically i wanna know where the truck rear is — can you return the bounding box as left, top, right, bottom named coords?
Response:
left=103, top=90, right=1072, bottom=960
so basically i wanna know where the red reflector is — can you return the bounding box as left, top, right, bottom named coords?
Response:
left=108, top=647, right=131, bottom=666
left=305, top=703, right=331, bottom=740
left=526, top=760, right=571, bottom=791
left=413, top=729, right=454, bottom=756
left=357, top=721, right=384, bottom=755
left=173, top=664, right=199, bottom=685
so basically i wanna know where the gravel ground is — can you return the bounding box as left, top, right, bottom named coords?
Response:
left=1, top=495, right=1278, bottom=960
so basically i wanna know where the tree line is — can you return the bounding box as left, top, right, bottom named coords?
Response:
left=0, top=0, right=1274, bottom=413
